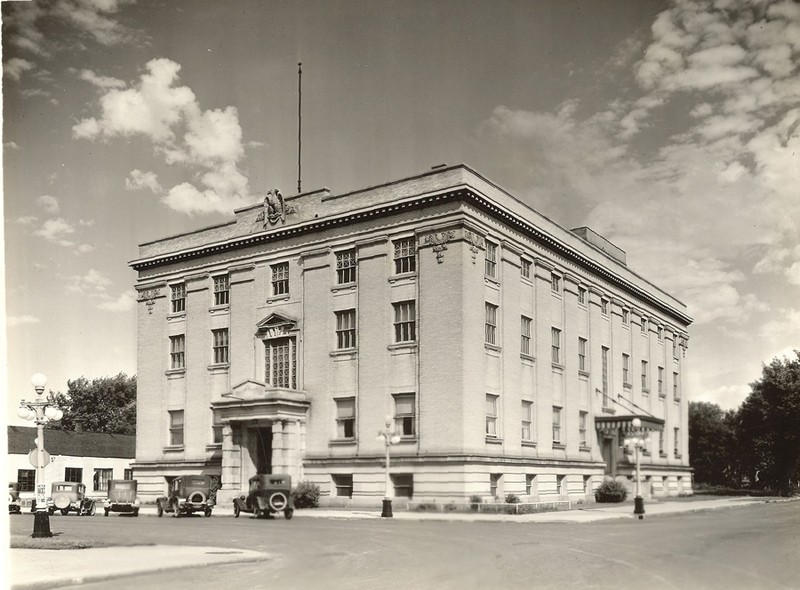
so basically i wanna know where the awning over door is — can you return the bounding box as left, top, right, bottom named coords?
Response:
left=595, top=414, right=664, bottom=436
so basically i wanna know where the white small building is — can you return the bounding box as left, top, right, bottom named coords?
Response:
left=7, top=426, right=136, bottom=506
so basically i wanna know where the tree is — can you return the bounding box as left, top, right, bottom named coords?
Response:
left=688, top=401, right=736, bottom=485
left=47, top=373, right=137, bottom=435
left=735, top=351, right=800, bottom=494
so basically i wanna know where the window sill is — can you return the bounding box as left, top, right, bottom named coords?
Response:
left=579, top=445, right=591, bottom=452
left=266, top=295, right=290, bottom=304
left=521, top=276, right=533, bottom=285
left=521, top=440, right=537, bottom=448
left=484, top=344, right=502, bottom=353
left=623, top=383, right=632, bottom=390
left=674, top=454, right=682, bottom=459
left=673, top=398, right=681, bottom=403
left=330, top=349, right=358, bottom=359
left=388, top=272, right=417, bottom=284
left=167, top=312, right=186, bottom=321
left=550, top=291, right=562, bottom=298
left=396, top=436, right=417, bottom=443
left=165, top=369, right=185, bottom=379
left=659, top=452, right=668, bottom=458
left=551, top=363, right=564, bottom=371
left=484, top=276, right=500, bottom=288
left=658, top=393, right=666, bottom=399
left=331, top=283, right=357, bottom=293
left=485, top=436, right=503, bottom=444
left=163, top=445, right=184, bottom=453
left=578, top=370, right=590, bottom=378
left=329, top=439, right=357, bottom=446
left=207, top=363, right=230, bottom=374
left=601, top=406, right=615, bottom=414
left=209, top=305, right=230, bottom=314
left=388, top=342, right=417, bottom=352
left=205, top=444, right=222, bottom=451
left=520, top=353, right=535, bottom=363
left=642, top=389, right=650, bottom=395
left=552, top=443, right=566, bottom=450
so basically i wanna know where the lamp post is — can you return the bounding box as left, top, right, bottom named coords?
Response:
left=625, top=417, right=647, bottom=520
left=17, top=373, right=63, bottom=538
left=377, top=416, right=401, bottom=517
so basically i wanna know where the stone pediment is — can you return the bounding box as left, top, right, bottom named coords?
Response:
left=256, top=313, right=297, bottom=338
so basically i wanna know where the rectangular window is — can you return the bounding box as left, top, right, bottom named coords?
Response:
left=521, top=400, right=533, bottom=441
left=641, top=317, right=648, bottom=334
left=265, top=337, right=296, bottom=389
left=659, top=431, right=665, bottom=456
left=673, top=372, right=680, bottom=400
left=658, top=326, right=664, bottom=341
left=490, top=473, right=501, bottom=498
left=213, top=275, right=229, bottom=306
left=392, top=474, right=413, bottom=499
left=557, top=474, right=567, bottom=496
left=486, top=394, right=499, bottom=437
left=673, top=337, right=678, bottom=358
left=64, top=467, right=83, bottom=483
left=170, top=335, right=185, bottom=370
left=393, top=301, right=416, bottom=343
left=521, top=316, right=532, bottom=356
left=578, top=337, right=588, bottom=372
left=336, top=249, right=357, bottom=284
left=601, top=298, right=609, bottom=315
left=622, top=353, right=631, bottom=385
left=622, top=309, right=629, bottom=325
left=271, top=262, right=289, bottom=296
left=212, top=328, right=229, bottom=365
left=551, top=327, right=561, bottom=364
left=124, top=469, right=133, bottom=480
left=18, top=469, right=35, bottom=492
left=485, top=241, right=497, bottom=278
left=170, top=283, right=186, bottom=314
left=602, top=346, right=610, bottom=407
left=579, top=411, right=588, bottom=447
left=393, top=238, right=416, bottom=274
left=578, top=287, right=586, bottom=305
left=521, top=258, right=531, bottom=279
left=169, top=410, right=184, bottom=446
left=674, top=427, right=680, bottom=457
left=526, top=474, right=537, bottom=496
left=93, top=468, right=113, bottom=492
left=658, top=366, right=665, bottom=396
left=332, top=474, right=353, bottom=498
left=551, top=273, right=561, bottom=293
left=335, top=309, right=357, bottom=349
left=552, top=407, right=562, bottom=444
left=336, top=398, right=356, bottom=439
left=485, top=303, right=498, bottom=345
left=212, top=415, right=224, bottom=445
left=393, top=394, right=416, bottom=437
left=642, top=361, right=649, bottom=391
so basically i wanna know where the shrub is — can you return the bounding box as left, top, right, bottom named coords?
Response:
left=444, top=503, right=458, bottom=512
left=505, top=493, right=520, bottom=504
left=469, top=494, right=483, bottom=511
left=594, top=479, right=627, bottom=503
left=414, top=502, right=438, bottom=512
left=292, top=481, right=321, bottom=508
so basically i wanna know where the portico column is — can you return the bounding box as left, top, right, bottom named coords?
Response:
left=272, top=420, right=286, bottom=473
left=221, top=423, right=239, bottom=490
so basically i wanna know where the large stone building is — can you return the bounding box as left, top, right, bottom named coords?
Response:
left=131, top=164, right=692, bottom=507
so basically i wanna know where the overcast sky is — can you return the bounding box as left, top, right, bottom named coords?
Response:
left=3, top=0, right=799, bottom=423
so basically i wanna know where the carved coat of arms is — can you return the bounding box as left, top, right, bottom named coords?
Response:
left=255, top=188, right=297, bottom=228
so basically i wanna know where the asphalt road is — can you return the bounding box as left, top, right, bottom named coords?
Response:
left=10, top=501, right=800, bottom=590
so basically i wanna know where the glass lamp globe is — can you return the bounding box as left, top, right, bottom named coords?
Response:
left=31, top=373, right=48, bottom=389
left=44, top=406, right=59, bottom=420
left=390, top=435, right=401, bottom=445
left=632, top=417, right=642, bottom=429
left=16, top=405, right=31, bottom=420
left=53, top=409, right=64, bottom=421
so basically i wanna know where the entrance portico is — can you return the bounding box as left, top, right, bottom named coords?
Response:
left=212, top=379, right=310, bottom=507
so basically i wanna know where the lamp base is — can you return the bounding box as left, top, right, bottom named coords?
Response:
left=381, top=499, right=393, bottom=518
left=634, top=496, right=645, bottom=519
left=32, top=510, right=53, bottom=538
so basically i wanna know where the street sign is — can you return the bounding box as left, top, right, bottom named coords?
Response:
left=36, top=483, right=46, bottom=505
left=28, top=449, right=50, bottom=467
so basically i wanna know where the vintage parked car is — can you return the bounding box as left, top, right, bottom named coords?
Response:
left=233, top=474, right=294, bottom=520
left=9, top=482, right=22, bottom=514
left=104, top=479, right=140, bottom=517
left=48, top=482, right=96, bottom=516
left=156, top=475, right=214, bottom=518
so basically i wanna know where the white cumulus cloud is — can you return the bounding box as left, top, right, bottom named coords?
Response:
left=36, top=195, right=60, bottom=214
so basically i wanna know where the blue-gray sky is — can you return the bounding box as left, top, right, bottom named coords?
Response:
left=4, top=0, right=799, bottom=421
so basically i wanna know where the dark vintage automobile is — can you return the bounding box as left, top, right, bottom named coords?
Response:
left=9, top=482, right=22, bottom=514
left=104, top=479, right=140, bottom=516
left=233, top=474, right=294, bottom=520
left=156, top=475, right=214, bottom=517
left=48, top=482, right=96, bottom=516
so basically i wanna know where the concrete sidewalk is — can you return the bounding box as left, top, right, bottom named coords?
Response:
left=10, top=497, right=792, bottom=589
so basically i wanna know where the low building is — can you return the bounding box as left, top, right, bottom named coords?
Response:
left=131, top=164, right=693, bottom=507
left=7, top=426, right=135, bottom=506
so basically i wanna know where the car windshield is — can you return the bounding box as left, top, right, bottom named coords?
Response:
left=55, top=485, right=73, bottom=491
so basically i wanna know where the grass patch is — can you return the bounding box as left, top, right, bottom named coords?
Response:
left=11, top=534, right=154, bottom=550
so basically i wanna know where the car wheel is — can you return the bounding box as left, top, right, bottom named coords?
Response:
left=254, top=507, right=263, bottom=519
left=234, top=504, right=240, bottom=518
left=171, top=498, right=180, bottom=518
left=88, top=503, right=96, bottom=516
left=60, top=509, right=69, bottom=516
left=104, top=508, right=109, bottom=517
left=284, top=508, right=294, bottom=520
left=48, top=507, right=54, bottom=516
left=133, top=508, right=139, bottom=517
left=156, top=502, right=163, bottom=517
left=204, top=508, right=212, bottom=517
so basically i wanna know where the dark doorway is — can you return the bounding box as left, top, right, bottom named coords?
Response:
left=254, top=427, right=272, bottom=474
left=602, top=437, right=615, bottom=475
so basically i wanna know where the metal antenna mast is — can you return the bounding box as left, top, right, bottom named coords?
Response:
left=297, top=62, right=302, bottom=194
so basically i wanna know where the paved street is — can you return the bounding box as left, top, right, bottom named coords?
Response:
left=10, top=501, right=800, bottom=590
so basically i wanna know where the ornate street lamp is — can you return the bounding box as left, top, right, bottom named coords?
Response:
left=624, top=417, right=647, bottom=520
left=17, top=373, right=63, bottom=538
left=377, top=416, right=401, bottom=518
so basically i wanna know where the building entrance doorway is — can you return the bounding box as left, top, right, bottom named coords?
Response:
left=253, top=426, right=272, bottom=474
left=602, top=436, right=616, bottom=475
